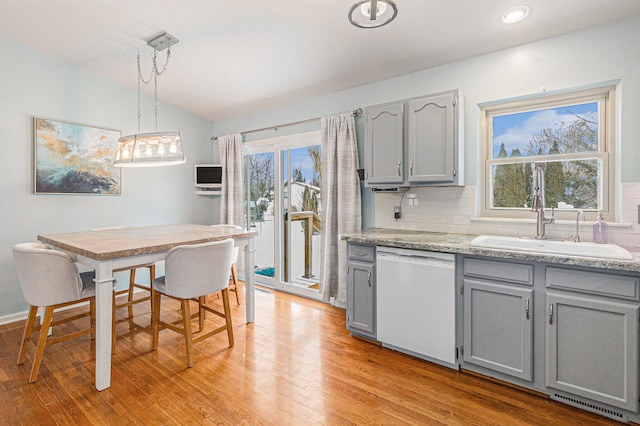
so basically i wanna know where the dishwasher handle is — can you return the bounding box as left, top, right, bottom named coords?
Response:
left=378, top=251, right=455, bottom=268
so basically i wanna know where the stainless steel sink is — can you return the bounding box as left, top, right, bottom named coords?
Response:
left=470, top=235, right=633, bottom=260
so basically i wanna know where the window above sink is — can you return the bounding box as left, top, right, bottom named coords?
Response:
left=479, top=83, right=617, bottom=224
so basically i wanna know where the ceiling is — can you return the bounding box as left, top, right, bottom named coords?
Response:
left=1, top=1, right=639, bottom=122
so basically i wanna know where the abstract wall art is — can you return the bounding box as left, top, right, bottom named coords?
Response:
left=34, top=117, right=122, bottom=194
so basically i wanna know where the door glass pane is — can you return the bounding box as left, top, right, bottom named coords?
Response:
left=244, top=152, right=275, bottom=283
left=282, top=145, right=321, bottom=291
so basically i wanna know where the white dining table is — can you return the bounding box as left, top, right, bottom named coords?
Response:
left=38, top=224, right=257, bottom=391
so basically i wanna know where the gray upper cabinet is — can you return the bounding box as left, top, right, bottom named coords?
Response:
left=545, top=291, right=638, bottom=412
left=363, top=89, right=464, bottom=188
left=407, top=93, right=457, bottom=184
left=364, top=103, right=404, bottom=185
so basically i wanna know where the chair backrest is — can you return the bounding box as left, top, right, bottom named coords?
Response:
left=163, top=239, right=234, bottom=299
left=12, top=242, right=85, bottom=307
left=210, top=224, right=242, bottom=262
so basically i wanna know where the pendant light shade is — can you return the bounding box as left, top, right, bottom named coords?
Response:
left=114, top=132, right=185, bottom=167
left=348, top=0, right=398, bottom=29
left=113, top=32, right=185, bottom=168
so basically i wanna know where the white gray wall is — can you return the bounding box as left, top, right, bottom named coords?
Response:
left=0, top=36, right=217, bottom=319
left=212, top=15, right=640, bottom=244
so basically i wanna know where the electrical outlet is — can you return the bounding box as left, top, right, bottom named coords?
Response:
left=394, top=206, right=402, bottom=219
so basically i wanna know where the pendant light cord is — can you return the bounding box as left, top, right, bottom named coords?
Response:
left=136, top=48, right=172, bottom=133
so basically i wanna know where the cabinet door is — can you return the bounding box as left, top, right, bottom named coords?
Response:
left=463, top=279, right=533, bottom=381
left=347, top=260, right=375, bottom=337
left=364, top=103, right=404, bottom=185
left=546, top=292, right=638, bottom=412
left=407, top=93, right=455, bottom=184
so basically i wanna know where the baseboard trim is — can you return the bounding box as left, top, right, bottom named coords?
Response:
left=0, top=309, right=29, bottom=326
left=0, top=288, right=149, bottom=326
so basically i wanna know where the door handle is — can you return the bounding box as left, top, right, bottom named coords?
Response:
left=368, top=272, right=371, bottom=287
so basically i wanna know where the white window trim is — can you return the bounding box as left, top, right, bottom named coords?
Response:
left=479, top=83, right=617, bottom=223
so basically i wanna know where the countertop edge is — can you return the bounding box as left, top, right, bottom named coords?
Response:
left=341, top=229, right=640, bottom=274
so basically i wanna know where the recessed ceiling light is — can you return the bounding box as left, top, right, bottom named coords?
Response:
left=501, top=5, right=531, bottom=24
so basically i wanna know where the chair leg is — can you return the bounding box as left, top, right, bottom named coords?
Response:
left=198, top=296, right=205, bottom=332
left=231, top=265, right=240, bottom=304
left=151, top=289, right=161, bottom=351
left=29, top=306, right=54, bottom=383
left=181, top=299, right=194, bottom=368
left=149, top=265, right=156, bottom=314
left=127, top=269, right=136, bottom=319
left=221, top=289, right=234, bottom=347
left=17, top=306, right=39, bottom=365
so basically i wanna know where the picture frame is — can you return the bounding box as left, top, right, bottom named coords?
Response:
left=33, top=117, right=122, bottom=194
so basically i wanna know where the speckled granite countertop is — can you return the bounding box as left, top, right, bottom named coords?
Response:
left=340, top=228, right=640, bottom=274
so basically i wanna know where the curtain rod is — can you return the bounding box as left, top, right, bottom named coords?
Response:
left=210, top=108, right=362, bottom=141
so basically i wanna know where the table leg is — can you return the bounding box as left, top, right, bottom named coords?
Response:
left=94, top=261, right=114, bottom=391
left=244, top=238, right=255, bottom=323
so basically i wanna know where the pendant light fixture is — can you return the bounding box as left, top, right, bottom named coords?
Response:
left=114, top=32, right=186, bottom=167
left=348, top=0, right=398, bottom=29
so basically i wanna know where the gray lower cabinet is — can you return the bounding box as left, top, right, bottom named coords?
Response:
left=462, top=257, right=534, bottom=382
left=545, top=291, right=639, bottom=412
left=346, top=243, right=376, bottom=339
left=463, top=280, right=533, bottom=381
left=461, top=254, right=640, bottom=421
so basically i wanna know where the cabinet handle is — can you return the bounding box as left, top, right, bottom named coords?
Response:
left=525, top=298, right=530, bottom=320
left=353, top=251, right=367, bottom=257
left=410, top=160, right=413, bottom=176
left=397, top=161, right=401, bottom=176
left=549, top=304, right=553, bottom=325
left=367, top=272, right=372, bottom=287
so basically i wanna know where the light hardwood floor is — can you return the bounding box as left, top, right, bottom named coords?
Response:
left=0, top=285, right=622, bottom=425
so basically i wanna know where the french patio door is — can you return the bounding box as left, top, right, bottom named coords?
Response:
left=243, top=131, right=322, bottom=299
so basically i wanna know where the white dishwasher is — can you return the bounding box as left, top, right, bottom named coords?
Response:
left=376, top=246, right=457, bottom=368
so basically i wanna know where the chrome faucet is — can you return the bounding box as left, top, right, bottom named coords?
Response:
left=565, top=210, right=585, bottom=242
left=531, top=164, right=555, bottom=239
left=565, top=210, right=585, bottom=243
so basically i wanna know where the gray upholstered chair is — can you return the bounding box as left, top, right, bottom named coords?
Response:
left=151, top=239, right=235, bottom=368
left=210, top=224, right=242, bottom=304
left=12, top=242, right=112, bottom=383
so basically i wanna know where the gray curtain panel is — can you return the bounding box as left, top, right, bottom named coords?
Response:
left=218, top=133, right=245, bottom=227
left=320, top=112, right=361, bottom=302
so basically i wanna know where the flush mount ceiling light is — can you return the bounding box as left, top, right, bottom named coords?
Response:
left=348, top=0, right=398, bottom=29
left=113, top=32, right=186, bottom=168
left=501, top=5, right=531, bottom=24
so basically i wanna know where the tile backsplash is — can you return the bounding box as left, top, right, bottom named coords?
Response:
left=373, top=183, right=640, bottom=249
